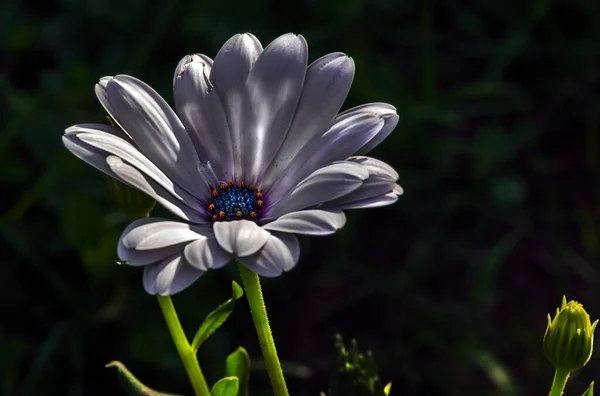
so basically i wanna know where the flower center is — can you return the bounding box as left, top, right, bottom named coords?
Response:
left=207, top=180, right=263, bottom=222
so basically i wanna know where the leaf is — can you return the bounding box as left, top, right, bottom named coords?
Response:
left=105, top=361, right=182, bottom=396
left=225, top=347, right=250, bottom=396
left=583, top=381, right=595, bottom=396
left=191, top=281, right=244, bottom=352
left=210, top=377, right=239, bottom=396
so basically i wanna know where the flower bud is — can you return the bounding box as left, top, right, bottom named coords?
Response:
left=105, top=176, right=155, bottom=219
left=543, top=296, right=598, bottom=372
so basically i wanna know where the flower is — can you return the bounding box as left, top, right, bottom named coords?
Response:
left=63, top=33, right=402, bottom=295
left=543, top=296, right=598, bottom=372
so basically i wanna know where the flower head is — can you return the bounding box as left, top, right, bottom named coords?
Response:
left=63, top=33, right=402, bottom=295
left=543, top=296, right=598, bottom=372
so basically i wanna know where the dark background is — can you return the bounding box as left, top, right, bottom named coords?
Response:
left=2, top=0, right=600, bottom=395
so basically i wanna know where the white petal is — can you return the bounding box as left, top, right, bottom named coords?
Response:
left=173, top=53, right=213, bottom=87
left=184, top=238, right=232, bottom=270
left=326, top=156, right=399, bottom=206
left=393, top=183, right=404, bottom=195
left=119, top=218, right=206, bottom=250
left=347, top=156, right=398, bottom=179
left=63, top=127, right=206, bottom=222
left=241, top=33, right=308, bottom=183
left=107, top=156, right=207, bottom=222
left=143, top=255, right=204, bottom=295
left=260, top=53, right=354, bottom=188
left=337, top=191, right=400, bottom=209
left=95, top=77, right=123, bottom=135
left=174, top=56, right=234, bottom=180
left=63, top=129, right=117, bottom=177
left=267, top=112, right=384, bottom=202
left=119, top=244, right=186, bottom=266
left=105, top=75, right=208, bottom=197
left=336, top=103, right=399, bottom=155
left=267, top=162, right=368, bottom=218
left=211, top=33, right=263, bottom=179
left=262, top=209, right=346, bottom=236
left=66, top=124, right=205, bottom=205
left=118, top=218, right=210, bottom=265
left=238, top=232, right=300, bottom=277
left=213, top=220, right=270, bottom=257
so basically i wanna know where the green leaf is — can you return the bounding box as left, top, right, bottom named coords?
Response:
left=192, top=281, right=244, bottom=352
left=225, top=347, right=250, bottom=396
left=583, top=381, right=595, bottom=396
left=210, top=377, right=239, bottom=396
left=105, top=361, right=182, bottom=396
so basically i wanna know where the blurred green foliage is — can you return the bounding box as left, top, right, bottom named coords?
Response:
left=2, top=0, right=600, bottom=395
left=325, top=335, right=390, bottom=396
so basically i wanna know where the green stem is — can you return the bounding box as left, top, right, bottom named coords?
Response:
left=549, top=368, right=570, bottom=396
left=238, top=263, right=289, bottom=396
left=156, top=295, right=211, bottom=396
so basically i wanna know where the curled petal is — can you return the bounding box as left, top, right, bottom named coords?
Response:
left=238, top=232, right=300, bottom=277
left=267, top=161, right=368, bottom=218
left=336, top=103, right=399, bottom=155
left=336, top=191, right=401, bottom=210
left=107, top=156, right=207, bottom=222
left=267, top=112, right=384, bottom=201
left=262, top=209, right=346, bottom=236
left=325, top=156, right=399, bottom=207
left=184, top=238, right=232, bottom=270
left=63, top=126, right=205, bottom=222
left=213, top=220, right=270, bottom=257
left=118, top=218, right=211, bottom=265
left=143, top=255, right=204, bottom=296
left=119, top=218, right=205, bottom=250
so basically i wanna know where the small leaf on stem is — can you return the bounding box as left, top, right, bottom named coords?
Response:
left=210, top=377, right=239, bottom=396
left=225, top=347, right=250, bottom=396
left=583, top=381, right=595, bottom=396
left=192, top=281, right=244, bottom=352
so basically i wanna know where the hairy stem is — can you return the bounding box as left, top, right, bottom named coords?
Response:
left=238, top=263, right=289, bottom=396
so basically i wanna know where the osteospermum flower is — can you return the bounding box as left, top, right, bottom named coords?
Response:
left=63, top=33, right=402, bottom=295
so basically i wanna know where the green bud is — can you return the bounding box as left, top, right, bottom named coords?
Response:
left=543, top=296, right=598, bottom=372
left=105, top=176, right=155, bottom=220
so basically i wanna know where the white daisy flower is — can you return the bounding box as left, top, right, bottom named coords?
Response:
left=63, top=33, right=402, bottom=295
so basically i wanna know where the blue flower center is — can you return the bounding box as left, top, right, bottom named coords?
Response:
left=207, top=181, right=263, bottom=222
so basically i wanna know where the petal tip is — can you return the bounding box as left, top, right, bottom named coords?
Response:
left=240, top=32, right=260, bottom=45
left=64, top=125, right=78, bottom=134
left=97, top=76, right=113, bottom=87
